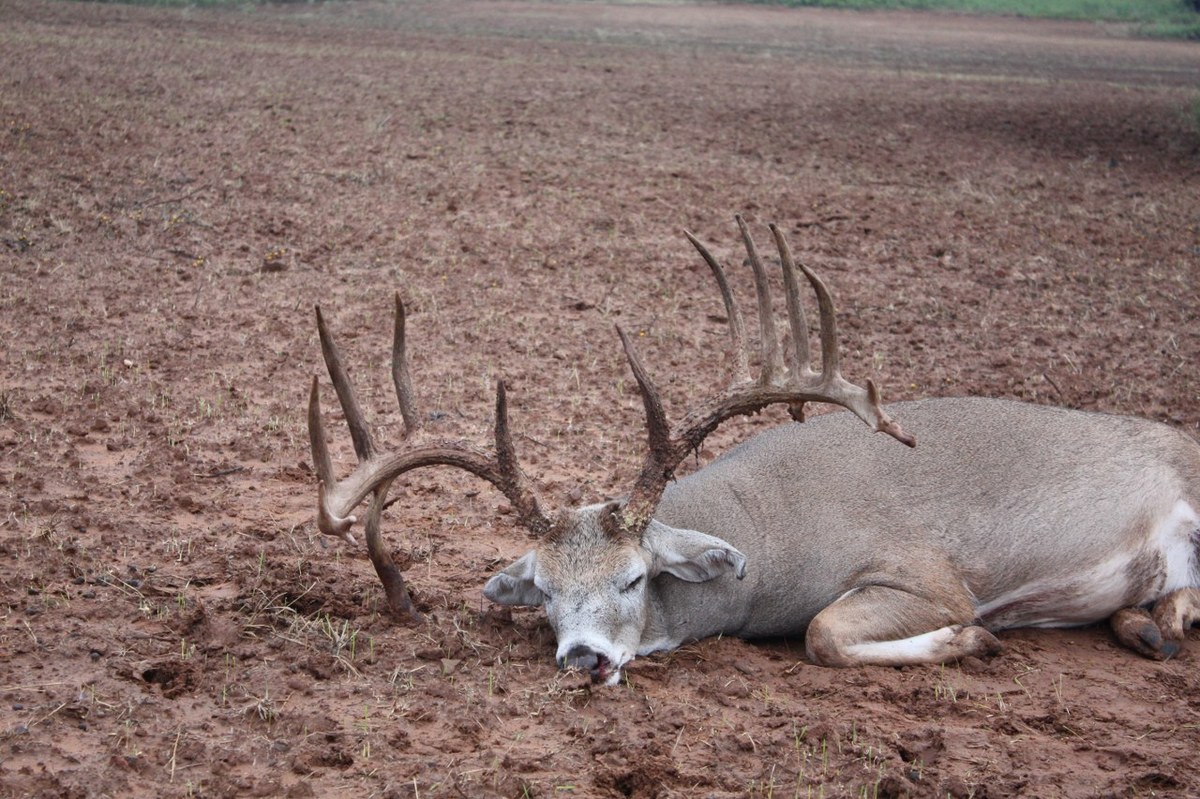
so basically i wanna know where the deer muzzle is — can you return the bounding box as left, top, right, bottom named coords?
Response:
left=559, top=644, right=613, bottom=684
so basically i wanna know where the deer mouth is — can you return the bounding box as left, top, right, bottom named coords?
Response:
left=590, top=655, right=616, bottom=685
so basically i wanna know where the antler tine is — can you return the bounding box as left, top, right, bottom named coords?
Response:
left=363, top=479, right=422, bottom=622
left=308, top=377, right=335, bottom=491
left=616, top=326, right=672, bottom=456
left=315, top=305, right=376, bottom=462
left=768, top=223, right=812, bottom=378
left=684, top=230, right=750, bottom=383
left=735, top=214, right=784, bottom=385
left=391, top=292, right=421, bottom=435
left=494, top=380, right=553, bottom=537
left=864, top=379, right=916, bottom=447
left=308, top=377, right=358, bottom=545
left=763, top=224, right=914, bottom=445
left=791, top=247, right=841, bottom=382
left=616, top=325, right=675, bottom=533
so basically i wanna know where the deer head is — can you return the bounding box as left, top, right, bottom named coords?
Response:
left=308, top=216, right=913, bottom=684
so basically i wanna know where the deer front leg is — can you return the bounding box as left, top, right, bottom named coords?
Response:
left=1112, top=588, right=1200, bottom=660
left=805, top=584, right=1000, bottom=667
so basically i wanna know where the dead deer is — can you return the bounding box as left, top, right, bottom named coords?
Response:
left=308, top=216, right=1200, bottom=685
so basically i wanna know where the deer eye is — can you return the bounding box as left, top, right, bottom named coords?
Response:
left=621, top=575, right=644, bottom=594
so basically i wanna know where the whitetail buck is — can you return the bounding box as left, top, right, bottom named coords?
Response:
left=308, top=217, right=1200, bottom=685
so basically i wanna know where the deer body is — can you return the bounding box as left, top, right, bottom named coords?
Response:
left=311, top=218, right=1200, bottom=685
left=485, top=396, right=1200, bottom=683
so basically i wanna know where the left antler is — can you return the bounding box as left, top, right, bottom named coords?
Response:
left=308, top=293, right=553, bottom=621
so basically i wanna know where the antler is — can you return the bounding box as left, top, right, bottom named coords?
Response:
left=308, top=293, right=553, bottom=621
left=618, top=216, right=915, bottom=534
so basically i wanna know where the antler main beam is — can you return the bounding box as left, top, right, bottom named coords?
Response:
left=618, top=216, right=914, bottom=534
left=308, top=294, right=552, bottom=621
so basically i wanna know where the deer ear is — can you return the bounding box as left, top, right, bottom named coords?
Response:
left=642, top=520, right=747, bottom=583
left=483, top=550, right=547, bottom=606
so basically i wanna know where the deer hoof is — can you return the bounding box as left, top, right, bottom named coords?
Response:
left=955, top=625, right=1003, bottom=659
left=1111, top=608, right=1179, bottom=660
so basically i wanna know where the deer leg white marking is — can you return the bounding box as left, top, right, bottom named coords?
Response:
left=805, top=584, right=996, bottom=667
left=840, top=626, right=1001, bottom=666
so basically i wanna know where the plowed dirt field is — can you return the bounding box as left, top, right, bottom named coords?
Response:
left=2, top=1, right=1200, bottom=796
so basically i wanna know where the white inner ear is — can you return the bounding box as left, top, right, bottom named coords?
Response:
left=642, top=519, right=747, bottom=583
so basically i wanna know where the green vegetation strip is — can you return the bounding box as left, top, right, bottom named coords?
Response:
left=752, top=0, right=1200, bottom=37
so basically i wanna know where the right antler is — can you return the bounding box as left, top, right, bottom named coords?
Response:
left=617, top=215, right=915, bottom=534
left=308, top=294, right=552, bottom=622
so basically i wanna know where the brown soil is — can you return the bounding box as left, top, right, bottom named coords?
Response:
left=2, top=1, right=1200, bottom=796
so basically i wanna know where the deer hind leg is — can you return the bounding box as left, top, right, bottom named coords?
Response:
left=1112, top=588, right=1200, bottom=660
left=805, top=584, right=1001, bottom=667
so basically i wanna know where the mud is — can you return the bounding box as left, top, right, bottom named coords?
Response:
left=2, top=1, right=1199, bottom=796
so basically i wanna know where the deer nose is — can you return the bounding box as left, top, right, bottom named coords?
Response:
left=559, top=644, right=600, bottom=673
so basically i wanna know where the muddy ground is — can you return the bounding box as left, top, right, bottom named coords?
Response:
left=2, top=1, right=1200, bottom=796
